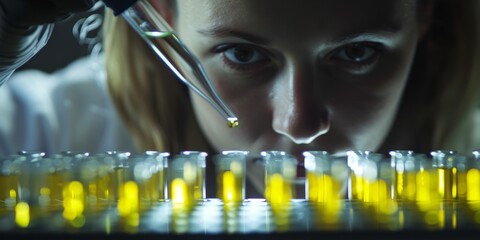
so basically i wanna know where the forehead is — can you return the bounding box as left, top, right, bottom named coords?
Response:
left=177, top=0, right=417, bottom=35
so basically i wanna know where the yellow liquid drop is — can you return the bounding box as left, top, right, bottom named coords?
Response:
left=227, top=118, right=239, bottom=128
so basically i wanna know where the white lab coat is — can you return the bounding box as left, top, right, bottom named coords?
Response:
left=0, top=54, right=136, bottom=157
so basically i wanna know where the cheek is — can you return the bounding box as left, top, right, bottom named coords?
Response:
left=191, top=73, right=273, bottom=150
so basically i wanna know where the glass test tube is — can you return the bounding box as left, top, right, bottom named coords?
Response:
left=303, top=151, right=348, bottom=203
left=0, top=156, right=22, bottom=213
left=102, top=0, right=238, bottom=128
left=143, top=151, right=169, bottom=202
left=179, top=151, right=207, bottom=201
left=390, top=150, right=417, bottom=201
left=168, top=155, right=197, bottom=209
left=431, top=150, right=458, bottom=200
left=214, top=151, right=248, bottom=203
left=262, top=151, right=297, bottom=204
left=346, top=150, right=370, bottom=201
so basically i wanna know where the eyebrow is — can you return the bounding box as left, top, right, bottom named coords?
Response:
left=333, top=24, right=402, bottom=44
left=197, top=26, right=270, bottom=45
left=197, top=24, right=401, bottom=47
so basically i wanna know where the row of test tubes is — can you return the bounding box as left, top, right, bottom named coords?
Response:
left=1, top=149, right=480, bottom=228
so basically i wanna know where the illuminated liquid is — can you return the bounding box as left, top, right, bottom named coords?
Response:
left=437, top=168, right=455, bottom=200
left=416, top=169, right=432, bottom=202
left=350, top=172, right=364, bottom=201
left=467, top=169, right=480, bottom=201
left=170, top=178, right=194, bottom=208
left=265, top=173, right=294, bottom=204
left=143, top=31, right=237, bottom=128
left=217, top=171, right=243, bottom=203
left=307, top=172, right=340, bottom=203
left=457, top=170, right=467, bottom=200
left=395, top=171, right=416, bottom=201
left=0, top=174, right=19, bottom=212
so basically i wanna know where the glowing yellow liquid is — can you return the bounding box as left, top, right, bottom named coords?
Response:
left=227, top=118, right=239, bottom=128
left=307, top=172, right=340, bottom=203
left=217, top=171, right=243, bottom=203
left=395, top=171, right=404, bottom=199
left=350, top=173, right=364, bottom=201
left=467, top=169, right=480, bottom=201
left=437, top=168, right=455, bottom=200
left=118, top=181, right=139, bottom=217
left=416, top=169, right=432, bottom=202
left=0, top=174, right=19, bottom=211
left=170, top=178, right=194, bottom=208
left=265, top=173, right=293, bottom=204
left=62, top=181, right=85, bottom=222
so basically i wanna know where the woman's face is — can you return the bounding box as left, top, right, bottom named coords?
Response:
left=173, top=0, right=423, bottom=158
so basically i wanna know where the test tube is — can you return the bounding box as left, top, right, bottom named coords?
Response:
left=214, top=151, right=248, bottom=203
left=262, top=151, right=297, bottom=204
left=143, top=151, right=169, bottom=202
left=168, top=155, right=197, bottom=209
left=431, top=150, right=458, bottom=200
left=179, top=151, right=207, bottom=201
left=346, top=150, right=370, bottom=201
left=303, top=151, right=348, bottom=203
left=389, top=150, right=417, bottom=201
left=0, top=156, right=22, bottom=213
left=101, top=0, right=238, bottom=128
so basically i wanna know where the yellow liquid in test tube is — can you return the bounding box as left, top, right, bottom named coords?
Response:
left=350, top=173, right=365, bottom=201
left=0, top=174, right=19, bottom=211
left=171, top=178, right=193, bottom=208
left=265, top=173, right=293, bottom=204
left=467, top=169, right=480, bottom=201
left=457, top=170, right=467, bottom=200
left=146, top=169, right=165, bottom=201
left=307, top=173, right=339, bottom=203
left=217, top=171, right=243, bottom=203
left=437, top=168, right=455, bottom=200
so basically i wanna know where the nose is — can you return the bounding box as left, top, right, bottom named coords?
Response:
left=271, top=60, right=330, bottom=144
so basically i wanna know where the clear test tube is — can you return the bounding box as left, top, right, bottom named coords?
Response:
left=179, top=151, right=207, bottom=201
left=303, top=151, right=348, bottom=203
left=105, top=151, right=132, bottom=202
left=143, top=151, right=169, bottom=202
left=389, top=150, right=417, bottom=201
left=168, top=155, right=197, bottom=209
left=360, top=153, right=389, bottom=204
left=346, top=150, right=371, bottom=201
left=214, top=151, right=248, bottom=203
left=0, top=156, right=23, bottom=213
left=15, top=158, right=52, bottom=228
left=431, top=150, right=458, bottom=200
left=262, top=151, right=297, bottom=204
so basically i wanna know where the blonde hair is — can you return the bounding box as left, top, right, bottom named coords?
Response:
left=102, top=1, right=480, bottom=155
left=102, top=9, right=209, bottom=154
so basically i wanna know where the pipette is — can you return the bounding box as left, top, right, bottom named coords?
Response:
left=101, top=0, right=238, bottom=128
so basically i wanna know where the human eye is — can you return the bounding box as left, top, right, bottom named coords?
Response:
left=329, top=42, right=385, bottom=73
left=212, top=44, right=270, bottom=71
